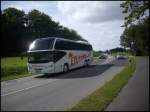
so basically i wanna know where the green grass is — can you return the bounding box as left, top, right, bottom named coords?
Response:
left=69, top=56, right=136, bottom=111
left=1, top=57, right=32, bottom=81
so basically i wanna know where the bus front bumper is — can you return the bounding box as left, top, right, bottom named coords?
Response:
left=30, top=67, right=54, bottom=75
left=27, top=63, right=55, bottom=75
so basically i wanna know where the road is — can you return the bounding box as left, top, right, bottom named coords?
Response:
left=1, top=56, right=128, bottom=111
left=106, top=57, right=149, bottom=111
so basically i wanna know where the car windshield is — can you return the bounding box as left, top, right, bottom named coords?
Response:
left=29, top=38, right=55, bottom=51
left=28, top=51, right=54, bottom=63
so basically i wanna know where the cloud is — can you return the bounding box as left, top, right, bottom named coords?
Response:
left=1, top=1, right=58, bottom=15
left=54, top=13, right=125, bottom=51
left=56, top=1, right=126, bottom=51
left=58, top=1, right=125, bottom=23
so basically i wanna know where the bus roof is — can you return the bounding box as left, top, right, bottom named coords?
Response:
left=28, top=37, right=92, bottom=52
left=34, top=37, right=90, bottom=45
left=55, top=37, right=91, bottom=45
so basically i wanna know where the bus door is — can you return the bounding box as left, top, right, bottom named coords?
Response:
left=54, top=51, right=66, bottom=73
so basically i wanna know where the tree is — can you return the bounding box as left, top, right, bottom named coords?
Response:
left=27, top=9, right=85, bottom=42
left=120, top=1, right=149, bottom=27
left=109, top=47, right=126, bottom=53
left=1, top=8, right=86, bottom=56
left=1, top=8, right=26, bottom=56
left=120, top=17, right=149, bottom=55
left=120, top=1, right=149, bottom=55
left=27, top=9, right=56, bottom=38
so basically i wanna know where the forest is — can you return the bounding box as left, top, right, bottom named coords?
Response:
left=1, top=8, right=86, bottom=56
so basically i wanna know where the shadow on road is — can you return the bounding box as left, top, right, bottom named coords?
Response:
left=35, top=59, right=128, bottom=79
left=35, top=64, right=114, bottom=79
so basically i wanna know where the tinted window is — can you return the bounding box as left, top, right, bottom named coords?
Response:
left=55, top=39, right=92, bottom=51
left=29, top=38, right=54, bottom=51
left=28, top=51, right=54, bottom=63
left=54, top=51, right=66, bottom=62
left=55, top=40, right=71, bottom=50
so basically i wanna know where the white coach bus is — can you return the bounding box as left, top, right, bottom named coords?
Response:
left=27, top=37, right=93, bottom=75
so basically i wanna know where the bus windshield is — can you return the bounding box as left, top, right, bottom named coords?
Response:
left=29, top=38, right=55, bottom=51
left=28, top=51, right=54, bottom=63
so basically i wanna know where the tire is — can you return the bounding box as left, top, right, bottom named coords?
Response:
left=63, top=64, right=69, bottom=73
left=84, top=60, right=89, bottom=67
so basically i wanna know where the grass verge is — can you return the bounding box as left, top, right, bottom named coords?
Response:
left=69, top=56, right=136, bottom=111
left=1, top=57, right=32, bottom=81
left=1, top=73, right=32, bottom=81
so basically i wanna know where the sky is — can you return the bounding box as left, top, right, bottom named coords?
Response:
left=1, top=1, right=126, bottom=51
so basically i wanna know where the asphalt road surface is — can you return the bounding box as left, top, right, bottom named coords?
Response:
left=1, top=56, right=128, bottom=111
left=106, top=57, right=149, bottom=111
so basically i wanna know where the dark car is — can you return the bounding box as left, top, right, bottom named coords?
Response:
left=116, top=55, right=126, bottom=59
left=99, top=55, right=107, bottom=59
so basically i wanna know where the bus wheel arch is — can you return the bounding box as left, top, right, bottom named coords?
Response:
left=84, top=60, right=89, bottom=66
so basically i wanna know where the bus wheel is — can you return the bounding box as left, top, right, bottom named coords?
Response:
left=84, top=60, right=89, bottom=67
left=63, top=64, right=68, bottom=73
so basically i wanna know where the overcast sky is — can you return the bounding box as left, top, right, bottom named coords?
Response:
left=1, top=1, right=126, bottom=51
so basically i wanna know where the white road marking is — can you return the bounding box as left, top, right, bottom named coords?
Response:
left=1, top=70, right=81, bottom=97
left=1, top=78, right=59, bottom=97
left=1, top=84, right=43, bottom=97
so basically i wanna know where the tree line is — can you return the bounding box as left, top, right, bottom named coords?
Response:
left=1, top=8, right=87, bottom=56
left=120, top=1, right=149, bottom=56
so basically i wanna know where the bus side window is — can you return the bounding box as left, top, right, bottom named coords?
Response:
left=54, top=51, right=66, bottom=62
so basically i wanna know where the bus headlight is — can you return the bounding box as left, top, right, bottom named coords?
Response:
left=45, top=64, right=54, bottom=69
left=28, top=64, right=32, bottom=71
left=48, top=64, right=53, bottom=68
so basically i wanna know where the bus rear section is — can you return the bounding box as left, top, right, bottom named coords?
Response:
left=54, top=38, right=93, bottom=71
